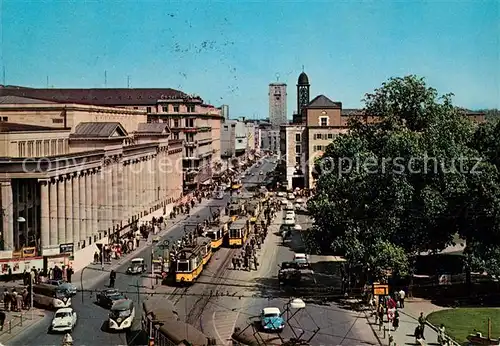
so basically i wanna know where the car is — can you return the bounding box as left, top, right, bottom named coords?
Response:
left=293, top=253, right=310, bottom=269
left=259, top=171, right=264, bottom=175
left=126, top=258, right=147, bottom=274
left=215, top=191, right=224, bottom=199
left=50, top=307, right=77, bottom=333
left=260, top=307, right=285, bottom=332
left=287, top=193, right=295, bottom=200
left=285, top=210, right=295, bottom=219
left=251, top=173, right=255, bottom=176
left=283, top=215, right=295, bottom=225
left=46, top=279, right=77, bottom=296
left=276, top=192, right=285, bottom=197
left=96, top=288, right=126, bottom=308
left=285, top=202, right=294, bottom=210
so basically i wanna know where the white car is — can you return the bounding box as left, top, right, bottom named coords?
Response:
left=277, top=192, right=285, bottom=197
left=285, top=210, right=295, bottom=219
left=285, top=202, right=294, bottom=210
left=50, top=307, right=77, bottom=333
left=283, top=215, right=295, bottom=225
left=280, top=199, right=288, bottom=206
left=259, top=171, right=264, bottom=175
left=287, top=193, right=295, bottom=200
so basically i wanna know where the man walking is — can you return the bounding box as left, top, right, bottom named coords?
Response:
left=418, top=312, right=427, bottom=339
left=399, top=288, right=406, bottom=308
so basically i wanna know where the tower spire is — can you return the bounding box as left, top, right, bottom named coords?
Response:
left=302, top=65, right=304, bottom=72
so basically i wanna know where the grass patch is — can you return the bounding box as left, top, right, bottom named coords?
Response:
left=427, top=308, right=500, bottom=343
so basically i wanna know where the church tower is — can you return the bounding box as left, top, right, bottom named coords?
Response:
left=297, top=70, right=310, bottom=118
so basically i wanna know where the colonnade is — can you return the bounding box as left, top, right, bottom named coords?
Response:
left=37, top=149, right=181, bottom=252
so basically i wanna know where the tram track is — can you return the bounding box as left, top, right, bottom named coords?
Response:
left=185, top=248, right=238, bottom=325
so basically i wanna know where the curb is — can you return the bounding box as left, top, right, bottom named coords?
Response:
left=363, top=310, right=383, bottom=346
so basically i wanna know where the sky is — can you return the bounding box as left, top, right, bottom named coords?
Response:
left=1, top=0, right=499, bottom=118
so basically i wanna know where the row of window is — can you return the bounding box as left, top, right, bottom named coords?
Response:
left=313, top=145, right=327, bottom=152
left=17, top=138, right=67, bottom=157
left=314, top=133, right=334, bottom=140
left=144, top=104, right=196, bottom=113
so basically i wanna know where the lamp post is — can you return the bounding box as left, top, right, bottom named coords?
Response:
left=17, top=216, right=34, bottom=320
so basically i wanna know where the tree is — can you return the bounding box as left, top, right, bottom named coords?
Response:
left=307, top=75, right=500, bottom=282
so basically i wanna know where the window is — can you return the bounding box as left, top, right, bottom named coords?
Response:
left=43, top=140, right=49, bottom=154
left=1, top=117, right=7, bottom=122
left=18, top=141, right=26, bottom=156
left=146, top=106, right=152, bottom=113
left=35, top=141, right=42, bottom=156
left=133, top=107, right=138, bottom=110
left=320, top=117, right=328, bottom=126
left=174, top=119, right=179, bottom=128
left=295, top=133, right=301, bottom=142
left=51, top=140, right=56, bottom=154
left=174, top=105, right=180, bottom=112
left=328, top=133, right=333, bottom=139
left=52, top=118, right=63, bottom=124
left=295, top=156, right=301, bottom=165
left=295, top=145, right=301, bottom=154
left=162, top=106, right=168, bottom=112
left=187, top=105, right=195, bottom=113
left=27, top=141, right=34, bottom=157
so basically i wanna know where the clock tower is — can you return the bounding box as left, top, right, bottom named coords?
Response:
left=297, top=71, right=310, bottom=122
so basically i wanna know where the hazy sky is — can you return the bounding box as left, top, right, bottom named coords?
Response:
left=1, top=0, right=498, bottom=118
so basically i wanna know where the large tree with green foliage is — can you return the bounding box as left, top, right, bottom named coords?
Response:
left=307, top=75, right=500, bottom=282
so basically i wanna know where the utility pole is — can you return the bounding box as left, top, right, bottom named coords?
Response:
left=104, top=70, right=107, bottom=88
left=127, top=76, right=130, bottom=88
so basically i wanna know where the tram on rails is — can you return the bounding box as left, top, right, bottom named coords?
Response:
left=204, top=215, right=232, bottom=250
left=195, top=236, right=213, bottom=265
left=174, top=245, right=204, bottom=283
left=228, top=218, right=249, bottom=247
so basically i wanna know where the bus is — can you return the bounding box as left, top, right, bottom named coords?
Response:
left=33, top=283, right=72, bottom=309
left=108, top=299, right=135, bottom=331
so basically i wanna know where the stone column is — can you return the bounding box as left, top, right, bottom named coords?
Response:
left=126, top=162, right=132, bottom=220
left=57, top=177, right=66, bottom=244
left=116, top=160, right=123, bottom=225
left=0, top=180, right=14, bottom=251
left=111, top=160, right=118, bottom=226
left=49, top=179, right=58, bottom=246
left=98, top=167, right=107, bottom=233
left=79, top=172, right=86, bottom=246
left=72, top=173, right=80, bottom=245
left=65, top=174, right=73, bottom=244
left=92, top=170, right=98, bottom=237
left=85, top=172, right=92, bottom=243
left=106, top=163, right=113, bottom=232
left=39, top=179, right=50, bottom=251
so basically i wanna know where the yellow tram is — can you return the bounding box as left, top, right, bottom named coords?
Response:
left=228, top=218, right=249, bottom=247
left=195, top=236, right=213, bottom=265
left=247, top=200, right=261, bottom=223
left=205, top=216, right=232, bottom=250
left=175, top=246, right=204, bottom=283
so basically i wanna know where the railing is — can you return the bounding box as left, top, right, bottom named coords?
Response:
left=0, top=309, right=40, bottom=338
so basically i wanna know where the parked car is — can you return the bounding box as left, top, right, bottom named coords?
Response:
left=46, top=280, right=77, bottom=296
left=260, top=307, right=285, bottom=332
left=293, top=253, right=310, bottom=269
left=50, top=307, right=77, bottom=333
left=96, top=288, right=126, bottom=309
left=283, top=215, right=295, bottom=226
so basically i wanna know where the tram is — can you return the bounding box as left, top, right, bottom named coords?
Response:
left=205, top=215, right=232, bottom=250
left=194, top=236, right=213, bottom=265
left=228, top=218, right=249, bottom=247
left=174, top=245, right=204, bottom=283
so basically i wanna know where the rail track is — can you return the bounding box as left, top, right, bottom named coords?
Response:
left=185, top=248, right=238, bottom=325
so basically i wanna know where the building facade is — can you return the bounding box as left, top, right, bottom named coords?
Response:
left=268, top=83, right=287, bottom=128
left=219, top=104, right=229, bottom=120
left=220, top=120, right=236, bottom=158
left=0, top=87, right=222, bottom=190
left=0, top=96, right=183, bottom=271
left=280, top=72, right=487, bottom=191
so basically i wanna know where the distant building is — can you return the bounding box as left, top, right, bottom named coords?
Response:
left=268, top=83, right=287, bottom=128
left=280, top=72, right=487, bottom=191
left=219, top=104, right=230, bottom=120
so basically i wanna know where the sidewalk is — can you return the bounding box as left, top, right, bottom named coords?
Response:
left=365, top=298, right=457, bottom=346
left=75, top=197, right=215, bottom=290
left=0, top=307, right=46, bottom=345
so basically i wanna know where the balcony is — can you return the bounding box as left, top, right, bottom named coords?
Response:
left=184, top=156, right=200, bottom=161
left=199, top=151, right=212, bottom=159
left=197, top=138, right=212, bottom=145
left=197, top=126, right=211, bottom=133
left=185, top=141, right=197, bottom=147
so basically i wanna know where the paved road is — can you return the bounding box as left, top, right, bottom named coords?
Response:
left=230, top=214, right=380, bottom=346
left=9, top=158, right=274, bottom=346
left=9, top=192, right=229, bottom=346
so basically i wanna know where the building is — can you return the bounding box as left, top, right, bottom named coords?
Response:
left=268, top=83, right=287, bottom=127
left=219, top=104, right=230, bottom=120
left=279, top=72, right=486, bottom=190
left=220, top=119, right=248, bottom=168
left=0, top=86, right=223, bottom=190
left=245, top=121, right=257, bottom=154
left=221, top=120, right=236, bottom=158
left=0, top=96, right=183, bottom=272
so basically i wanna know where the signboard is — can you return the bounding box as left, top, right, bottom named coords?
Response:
left=59, top=243, right=74, bottom=255
left=0, top=257, right=44, bottom=274
left=42, top=246, right=60, bottom=257
left=22, top=247, right=37, bottom=258
left=373, top=283, right=389, bottom=296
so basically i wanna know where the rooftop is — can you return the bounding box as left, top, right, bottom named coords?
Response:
left=0, top=122, right=69, bottom=133
left=70, top=122, right=128, bottom=138
left=0, top=95, right=57, bottom=104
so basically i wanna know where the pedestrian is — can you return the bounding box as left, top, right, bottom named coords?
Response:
left=398, top=288, right=406, bottom=308
left=67, top=266, right=74, bottom=283
left=232, top=257, right=237, bottom=270
left=418, top=312, right=426, bottom=339
left=377, top=304, right=384, bottom=326
left=0, top=310, right=4, bottom=331
left=2, top=289, right=9, bottom=311
left=109, top=270, right=116, bottom=288
left=392, top=311, right=399, bottom=331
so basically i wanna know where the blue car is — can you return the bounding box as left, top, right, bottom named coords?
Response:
left=260, top=307, right=285, bottom=332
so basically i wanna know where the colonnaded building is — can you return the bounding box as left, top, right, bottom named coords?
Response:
left=0, top=94, right=189, bottom=272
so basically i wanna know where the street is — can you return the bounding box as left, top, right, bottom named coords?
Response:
left=8, top=158, right=275, bottom=346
